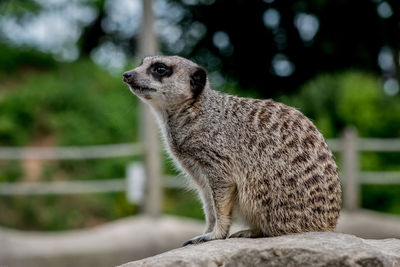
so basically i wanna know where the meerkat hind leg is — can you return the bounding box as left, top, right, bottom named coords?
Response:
left=229, top=228, right=264, bottom=238
left=199, top=185, right=216, bottom=234
left=183, top=182, right=236, bottom=246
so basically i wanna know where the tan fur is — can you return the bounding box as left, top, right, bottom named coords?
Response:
left=123, top=55, right=342, bottom=245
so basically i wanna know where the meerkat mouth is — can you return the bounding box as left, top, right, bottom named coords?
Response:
left=131, top=86, right=156, bottom=92
left=129, top=85, right=157, bottom=94
left=122, top=77, right=156, bottom=94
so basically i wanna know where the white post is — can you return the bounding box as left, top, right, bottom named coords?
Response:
left=126, top=162, right=146, bottom=205
left=138, top=0, right=162, bottom=217
left=342, top=127, right=359, bottom=211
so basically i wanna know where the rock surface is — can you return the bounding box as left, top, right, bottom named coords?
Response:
left=2, top=210, right=400, bottom=267
left=337, top=209, right=400, bottom=239
left=0, top=216, right=206, bottom=267
left=120, top=232, right=400, bottom=267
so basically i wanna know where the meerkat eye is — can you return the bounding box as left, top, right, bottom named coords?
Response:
left=155, top=66, right=167, bottom=75
left=150, top=63, right=171, bottom=77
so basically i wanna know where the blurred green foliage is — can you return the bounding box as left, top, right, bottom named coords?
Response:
left=0, top=193, right=138, bottom=231
left=0, top=44, right=56, bottom=76
left=0, top=161, right=23, bottom=183
left=279, top=71, right=400, bottom=138
left=0, top=0, right=41, bottom=17
left=362, top=185, right=400, bottom=215
left=0, top=59, right=139, bottom=146
left=163, top=188, right=204, bottom=220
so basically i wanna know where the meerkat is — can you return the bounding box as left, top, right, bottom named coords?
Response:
left=123, top=55, right=342, bottom=246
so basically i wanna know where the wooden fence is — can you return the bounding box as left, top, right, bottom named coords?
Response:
left=0, top=127, right=399, bottom=212
left=0, top=142, right=182, bottom=197
left=327, top=127, right=400, bottom=210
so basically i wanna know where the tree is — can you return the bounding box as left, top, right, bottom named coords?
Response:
left=164, top=0, right=400, bottom=97
left=2, top=0, right=400, bottom=97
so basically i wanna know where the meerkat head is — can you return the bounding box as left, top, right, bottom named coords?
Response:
left=123, top=55, right=207, bottom=109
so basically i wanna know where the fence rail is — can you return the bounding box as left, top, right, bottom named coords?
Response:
left=0, top=179, right=126, bottom=195
left=0, top=143, right=144, bottom=160
left=0, top=175, right=184, bottom=196
left=327, top=138, right=400, bottom=152
left=359, top=171, right=400, bottom=184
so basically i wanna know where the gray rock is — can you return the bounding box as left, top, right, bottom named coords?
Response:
left=120, top=232, right=400, bottom=267
left=2, top=211, right=400, bottom=267
left=0, top=216, right=206, bottom=267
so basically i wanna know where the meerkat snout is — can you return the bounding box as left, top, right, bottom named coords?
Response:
left=123, top=55, right=342, bottom=246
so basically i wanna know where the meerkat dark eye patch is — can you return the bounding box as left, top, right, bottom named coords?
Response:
left=190, top=67, right=207, bottom=98
left=139, top=57, right=145, bottom=66
left=148, top=62, right=173, bottom=81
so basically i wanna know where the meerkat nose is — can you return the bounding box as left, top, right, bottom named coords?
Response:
left=123, top=72, right=132, bottom=79
left=123, top=72, right=134, bottom=83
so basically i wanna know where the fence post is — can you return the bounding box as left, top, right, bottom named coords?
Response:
left=126, top=162, right=146, bottom=205
left=341, top=127, right=360, bottom=211
left=137, top=0, right=162, bottom=217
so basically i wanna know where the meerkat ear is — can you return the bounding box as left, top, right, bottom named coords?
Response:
left=190, top=67, right=207, bottom=98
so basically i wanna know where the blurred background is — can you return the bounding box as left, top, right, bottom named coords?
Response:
left=1, top=0, right=400, bottom=266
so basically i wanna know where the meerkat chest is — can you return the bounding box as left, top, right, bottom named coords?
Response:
left=162, top=122, right=194, bottom=157
left=158, top=120, right=211, bottom=184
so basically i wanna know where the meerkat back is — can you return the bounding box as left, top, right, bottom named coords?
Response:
left=229, top=98, right=342, bottom=236
left=123, top=55, right=342, bottom=245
